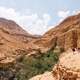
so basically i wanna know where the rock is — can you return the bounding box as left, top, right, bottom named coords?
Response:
left=0, top=13, right=80, bottom=80
left=30, top=13, right=80, bottom=53
left=29, top=71, right=55, bottom=80
left=52, top=49, right=80, bottom=80
left=0, top=18, right=39, bottom=68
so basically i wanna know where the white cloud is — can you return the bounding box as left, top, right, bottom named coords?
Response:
left=72, top=10, right=80, bottom=15
left=0, top=6, right=51, bottom=35
left=58, top=10, right=70, bottom=18
left=58, top=10, right=70, bottom=22
left=57, top=10, right=80, bottom=24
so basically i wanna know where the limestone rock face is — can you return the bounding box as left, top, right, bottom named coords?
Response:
left=52, top=50, right=80, bottom=80
left=0, top=18, right=38, bottom=68
left=31, top=13, right=80, bottom=52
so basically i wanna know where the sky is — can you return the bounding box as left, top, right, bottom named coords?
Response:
left=0, top=0, right=80, bottom=35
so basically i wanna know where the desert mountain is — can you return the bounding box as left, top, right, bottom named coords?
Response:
left=0, top=18, right=39, bottom=42
left=29, top=13, right=80, bottom=80
left=0, top=13, right=80, bottom=66
left=31, top=13, right=80, bottom=53
left=0, top=13, right=80, bottom=80
left=0, top=18, right=40, bottom=67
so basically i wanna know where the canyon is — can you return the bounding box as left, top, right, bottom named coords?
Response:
left=0, top=13, right=80, bottom=80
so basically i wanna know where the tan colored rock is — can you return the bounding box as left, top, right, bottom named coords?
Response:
left=52, top=49, right=80, bottom=80
left=29, top=72, right=55, bottom=80
left=0, top=13, right=80, bottom=70
left=31, top=13, right=80, bottom=52
left=0, top=18, right=38, bottom=68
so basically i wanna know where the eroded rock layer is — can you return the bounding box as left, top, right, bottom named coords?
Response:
left=53, top=50, right=80, bottom=80
left=31, top=13, right=80, bottom=52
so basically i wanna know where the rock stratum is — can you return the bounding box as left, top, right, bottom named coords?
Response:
left=30, top=13, right=80, bottom=53
left=0, top=18, right=39, bottom=68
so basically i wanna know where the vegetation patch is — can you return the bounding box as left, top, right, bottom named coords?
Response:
left=15, top=50, right=60, bottom=80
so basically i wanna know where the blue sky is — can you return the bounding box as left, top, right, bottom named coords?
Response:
left=0, top=0, right=80, bottom=35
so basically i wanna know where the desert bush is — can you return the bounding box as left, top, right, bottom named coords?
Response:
left=15, top=50, right=59, bottom=80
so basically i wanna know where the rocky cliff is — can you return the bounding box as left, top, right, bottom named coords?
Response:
left=29, top=13, right=80, bottom=80
left=0, top=18, right=39, bottom=68
left=30, top=13, right=80, bottom=53
left=0, top=13, right=80, bottom=62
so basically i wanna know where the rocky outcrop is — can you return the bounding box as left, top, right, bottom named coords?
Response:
left=0, top=13, right=80, bottom=65
left=29, top=49, right=80, bottom=80
left=52, top=50, right=80, bottom=80
left=31, top=13, right=80, bottom=52
left=0, top=18, right=39, bottom=43
left=0, top=18, right=39, bottom=68
left=57, top=29, right=78, bottom=50
left=0, top=18, right=41, bottom=79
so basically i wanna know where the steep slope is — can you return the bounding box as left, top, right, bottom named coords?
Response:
left=31, top=13, right=80, bottom=53
left=0, top=18, right=39, bottom=43
left=0, top=18, right=39, bottom=68
left=52, top=49, right=80, bottom=80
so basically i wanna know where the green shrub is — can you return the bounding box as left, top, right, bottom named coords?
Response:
left=15, top=50, right=59, bottom=80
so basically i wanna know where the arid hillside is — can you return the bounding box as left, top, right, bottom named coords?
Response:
left=0, top=13, right=80, bottom=67
left=0, top=18, right=39, bottom=68
left=0, top=13, right=80, bottom=80
left=31, top=13, right=80, bottom=53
